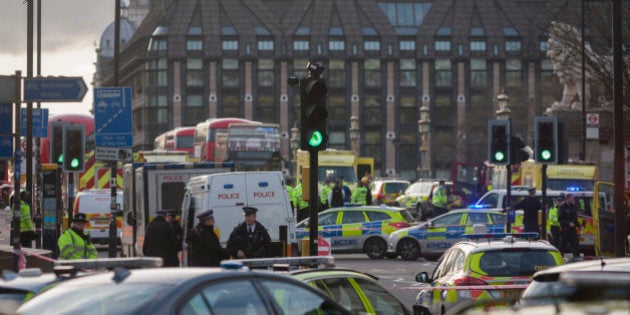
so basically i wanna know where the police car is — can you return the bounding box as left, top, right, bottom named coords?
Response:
left=413, top=233, right=564, bottom=315
left=296, top=205, right=414, bottom=259
left=387, top=209, right=506, bottom=261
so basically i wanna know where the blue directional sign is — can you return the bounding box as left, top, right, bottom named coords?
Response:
left=0, top=103, right=11, bottom=160
left=23, top=77, right=87, bottom=102
left=21, top=108, right=49, bottom=138
left=94, top=87, right=132, bottom=148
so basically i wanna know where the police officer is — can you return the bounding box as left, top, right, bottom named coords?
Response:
left=57, top=213, right=97, bottom=260
left=10, top=190, right=35, bottom=248
left=319, top=178, right=332, bottom=210
left=559, top=193, right=580, bottom=259
left=430, top=180, right=448, bottom=217
left=548, top=197, right=563, bottom=249
left=143, top=210, right=181, bottom=267
left=351, top=180, right=370, bottom=205
left=293, top=181, right=309, bottom=222
left=226, top=207, right=271, bottom=259
left=285, top=178, right=295, bottom=213
left=188, top=210, right=228, bottom=267
left=328, top=179, right=344, bottom=208
left=512, top=187, right=542, bottom=234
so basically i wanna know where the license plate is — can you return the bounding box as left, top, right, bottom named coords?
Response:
left=499, top=290, right=521, bottom=299
left=91, top=218, right=109, bottom=225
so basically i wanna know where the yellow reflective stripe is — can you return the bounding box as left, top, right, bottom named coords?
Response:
left=342, top=223, right=362, bottom=237
left=427, top=227, right=446, bottom=240
left=445, top=289, right=457, bottom=302
left=348, top=278, right=374, bottom=314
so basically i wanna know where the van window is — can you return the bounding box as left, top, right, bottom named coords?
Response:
left=478, top=193, right=499, bottom=208
left=162, top=182, right=186, bottom=210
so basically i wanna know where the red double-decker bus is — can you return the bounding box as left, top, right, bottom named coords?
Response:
left=192, top=118, right=255, bottom=162
left=153, top=126, right=195, bottom=156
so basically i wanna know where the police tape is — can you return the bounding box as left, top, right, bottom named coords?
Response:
left=13, top=248, right=57, bottom=264
left=399, top=284, right=530, bottom=291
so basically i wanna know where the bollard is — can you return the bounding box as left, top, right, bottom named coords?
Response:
left=301, top=239, right=310, bottom=256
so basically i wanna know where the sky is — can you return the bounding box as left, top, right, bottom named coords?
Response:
left=0, top=0, right=115, bottom=117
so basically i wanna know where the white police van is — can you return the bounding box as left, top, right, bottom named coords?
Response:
left=180, top=171, right=295, bottom=266
left=73, top=189, right=123, bottom=244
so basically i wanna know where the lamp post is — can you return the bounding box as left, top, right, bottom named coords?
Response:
left=495, top=93, right=513, bottom=232
left=349, top=116, right=359, bottom=155
left=417, top=106, right=431, bottom=179
left=290, top=124, right=300, bottom=161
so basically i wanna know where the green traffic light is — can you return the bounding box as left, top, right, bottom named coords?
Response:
left=308, top=131, right=323, bottom=147
left=70, top=158, right=80, bottom=169
left=494, top=151, right=505, bottom=162
left=541, top=149, right=552, bottom=161
left=57, top=154, right=63, bottom=164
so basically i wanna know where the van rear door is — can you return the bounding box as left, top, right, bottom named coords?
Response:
left=208, top=173, right=248, bottom=243
left=244, top=172, right=293, bottom=243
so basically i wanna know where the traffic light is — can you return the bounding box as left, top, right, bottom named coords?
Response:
left=300, top=75, right=328, bottom=151
left=534, top=116, right=557, bottom=164
left=50, top=122, right=65, bottom=164
left=487, top=120, right=510, bottom=165
left=510, top=136, right=529, bottom=164
left=63, top=124, right=85, bottom=172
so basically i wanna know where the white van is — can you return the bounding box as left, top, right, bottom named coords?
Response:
left=180, top=171, right=295, bottom=266
left=73, top=189, right=123, bottom=244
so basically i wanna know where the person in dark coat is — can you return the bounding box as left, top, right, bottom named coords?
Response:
left=558, top=193, right=580, bottom=258
left=328, top=179, right=344, bottom=208
left=511, top=188, right=542, bottom=234
left=226, top=207, right=271, bottom=259
left=143, top=210, right=181, bottom=267
left=187, top=209, right=229, bottom=267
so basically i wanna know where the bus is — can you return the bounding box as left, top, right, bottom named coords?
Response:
left=192, top=118, right=256, bottom=163
left=227, top=123, right=282, bottom=171
left=153, top=126, right=195, bottom=156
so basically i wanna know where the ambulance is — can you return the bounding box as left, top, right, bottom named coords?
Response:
left=121, top=161, right=232, bottom=258
left=180, top=171, right=295, bottom=266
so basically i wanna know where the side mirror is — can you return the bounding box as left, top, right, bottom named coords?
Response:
left=415, top=271, right=430, bottom=283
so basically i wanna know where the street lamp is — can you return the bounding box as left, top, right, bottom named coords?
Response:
left=290, top=124, right=300, bottom=159
left=495, top=93, right=513, bottom=231
left=495, top=93, right=511, bottom=120
left=417, top=106, right=431, bottom=179
left=349, top=116, right=359, bottom=155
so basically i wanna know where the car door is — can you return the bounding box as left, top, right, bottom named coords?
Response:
left=422, top=212, right=465, bottom=255
left=339, top=211, right=366, bottom=251
left=318, top=211, right=343, bottom=251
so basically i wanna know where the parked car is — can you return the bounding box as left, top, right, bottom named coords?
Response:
left=371, top=179, right=410, bottom=206
left=387, top=209, right=507, bottom=261
left=296, top=205, right=414, bottom=259
left=413, top=233, right=564, bottom=315
left=394, top=180, right=457, bottom=220
left=16, top=263, right=350, bottom=315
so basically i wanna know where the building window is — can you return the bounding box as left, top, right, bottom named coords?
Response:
left=435, top=92, right=452, bottom=108
left=222, top=40, right=238, bottom=51
left=222, top=58, right=239, bottom=87
left=364, top=40, right=380, bottom=51
left=258, top=59, right=274, bottom=87
left=400, top=59, right=416, bottom=87
left=329, top=26, right=343, bottom=36
left=258, top=40, right=274, bottom=51
left=222, top=27, right=236, bottom=35
left=148, top=94, right=168, bottom=123
left=187, top=39, right=202, bottom=50
left=257, top=94, right=274, bottom=122
left=470, top=40, right=486, bottom=51
left=506, top=59, right=522, bottom=87
left=364, top=129, right=383, bottom=167
left=364, top=94, right=382, bottom=123
left=329, top=40, right=345, bottom=51
left=470, top=27, right=485, bottom=36
left=398, top=95, right=417, bottom=124
left=295, top=26, right=310, bottom=35
left=293, top=40, right=309, bottom=51
left=541, top=59, right=554, bottom=79
left=186, top=59, right=204, bottom=86
left=148, top=38, right=167, bottom=51
left=540, top=41, right=549, bottom=52
left=470, top=59, right=487, bottom=88
left=185, top=94, right=205, bottom=126
left=292, top=59, right=308, bottom=79
left=328, top=95, right=346, bottom=123
left=506, top=40, right=522, bottom=51
left=435, top=40, right=451, bottom=51
left=328, top=59, right=345, bottom=87
left=221, top=93, right=241, bottom=117
left=400, top=40, right=415, bottom=51
left=147, top=59, right=168, bottom=87
left=435, top=59, right=452, bottom=88
left=378, top=2, right=432, bottom=27
left=364, top=59, right=381, bottom=87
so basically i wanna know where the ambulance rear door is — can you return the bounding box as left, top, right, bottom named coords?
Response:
left=593, top=181, right=615, bottom=256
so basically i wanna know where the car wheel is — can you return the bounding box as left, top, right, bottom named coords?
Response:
left=398, top=238, right=420, bottom=261
left=364, top=237, right=387, bottom=259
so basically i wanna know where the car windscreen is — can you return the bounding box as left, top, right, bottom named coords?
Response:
left=16, top=284, right=167, bottom=315
left=384, top=183, right=409, bottom=194
left=470, top=249, right=558, bottom=277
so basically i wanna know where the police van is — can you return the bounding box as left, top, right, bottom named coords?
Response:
left=180, top=171, right=295, bottom=266
left=73, top=189, right=123, bottom=245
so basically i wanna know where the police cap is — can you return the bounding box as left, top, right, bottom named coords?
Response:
left=528, top=187, right=536, bottom=193
left=72, top=212, right=89, bottom=223
left=243, top=207, right=258, bottom=215
left=196, top=210, right=214, bottom=221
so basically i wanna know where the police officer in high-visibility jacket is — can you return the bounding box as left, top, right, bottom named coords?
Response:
left=285, top=178, right=295, bottom=213
left=548, top=196, right=563, bottom=249
left=319, top=178, right=332, bottom=210
left=293, top=181, right=309, bottom=222
left=351, top=181, right=371, bottom=205
left=58, top=213, right=97, bottom=260
left=430, top=180, right=448, bottom=217
left=10, top=190, right=35, bottom=248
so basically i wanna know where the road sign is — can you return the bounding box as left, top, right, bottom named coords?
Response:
left=586, top=113, right=599, bottom=140
left=94, top=87, right=133, bottom=148
left=317, top=236, right=331, bottom=256
left=23, top=77, right=87, bottom=102
left=95, top=147, right=133, bottom=162
left=21, top=108, right=49, bottom=138
left=0, top=103, right=12, bottom=160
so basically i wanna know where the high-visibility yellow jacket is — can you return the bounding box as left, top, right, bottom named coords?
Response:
left=58, top=228, right=97, bottom=260
left=293, top=184, right=309, bottom=209
left=548, top=206, right=560, bottom=227
left=431, top=187, right=448, bottom=208
left=19, top=201, right=34, bottom=233
left=351, top=186, right=369, bottom=205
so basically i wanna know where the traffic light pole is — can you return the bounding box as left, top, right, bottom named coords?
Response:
left=108, top=161, right=118, bottom=258
left=541, top=165, right=548, bottom=240
left=308, top=150, right=319, bottom=256
left=505, top=120, right=512, bottom=233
